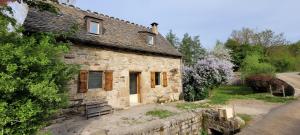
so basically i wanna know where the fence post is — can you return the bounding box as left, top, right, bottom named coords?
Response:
left=282, top=85, right=286, bottom=97
left=269, top=85, right=273, bottom=96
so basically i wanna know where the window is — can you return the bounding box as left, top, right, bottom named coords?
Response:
left=88, top=71, right=103, bottom=89
left=147, top=35, right=154, bottom=46
left=89, top=21, right=100, bottom=34
left=155, top=72, right=160, bottom=85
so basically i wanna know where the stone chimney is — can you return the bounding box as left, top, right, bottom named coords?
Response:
left=151, top=22, right=159, bottom=35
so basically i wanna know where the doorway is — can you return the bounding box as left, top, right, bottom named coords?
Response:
left=129, top=72, right=141, bottom=106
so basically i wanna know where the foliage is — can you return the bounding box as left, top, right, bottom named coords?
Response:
left=225, top=39, right=264, bottom=71
left=199, top=129, right=209, bottom=135
left=245, top=75, right=274, bottom=93
left=224, top=28, right=299, bottom=72
left=183, top=55, right=234, bottom=101
left=209, top=86, right=295, bottom=105
left=176, top=102, right=210, bottom=110
left=178, top=33, right=206, bottom=66
left=230, top=28, right=287, bottom=47
left=240, top=53, right=275, bottom=78
left=266, top=45, right=299, bottom=72
left=237, top=114, right=252, bottom=127
left=145, top=109, right=175, bottom=119
left=211, top=40, right=231, bottom=61
left=225, top=28, right=300, bottom=72
left=25, top=0, right=59, bottom=14
left=0, top=6, right=77, bottom=135
left=245, top=74, right=296, bottom=97
left=165, top=30, right=179, bottom=48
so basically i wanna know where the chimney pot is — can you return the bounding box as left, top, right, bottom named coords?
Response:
left=151, top=22, right=159, bottom=35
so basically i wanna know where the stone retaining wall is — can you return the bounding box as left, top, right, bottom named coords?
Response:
left=108, top=110, right=204, bottom=135
left=106, top=109, right=242, bottom=135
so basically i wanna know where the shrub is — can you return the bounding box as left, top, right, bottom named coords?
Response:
left=270, top=78, right=294, bottom=96
left=0, top=7, right=78, bottom=134
left=245, top=75, right=273, bottom=93
left=240, top=54, right=275, bottom=79
left=183, top=56, right=234, bottom=101
left=246, top=75, right=294, bottom=96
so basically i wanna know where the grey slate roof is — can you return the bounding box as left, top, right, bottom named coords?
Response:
left=23, top=4, right=181, bottom=57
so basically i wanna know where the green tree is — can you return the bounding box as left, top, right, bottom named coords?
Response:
left=240, top=53, right=275, bottom=79
left=179, top=33, right=206, bottom=66
left=225, top=39, right=264, bottom=71
left=211, top=40, right=231, bottom=61
left=0, top=5, right=77, bottom=135
left=165, top=30, right=179, bottom=48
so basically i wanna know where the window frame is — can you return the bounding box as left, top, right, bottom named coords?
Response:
left=155, top=72, right=161, bottom=85
left=86, top=17, right=103, bottom=35
left=89, top=21, right=100, bottom=34
left=87, top=70, right=103, bottom=90
left=147, top=35, right=154, bottom=46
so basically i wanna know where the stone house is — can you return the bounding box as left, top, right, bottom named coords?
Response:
left=23, top=3, right=182, bottom=108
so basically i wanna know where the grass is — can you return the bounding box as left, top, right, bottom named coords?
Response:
left=237, top=113, right=252, bottom=128
left=209, top=85, right=295, bottom=105
left=176, top=102, right=210, bottom=110
left=146, top=109, right=175, bottom=119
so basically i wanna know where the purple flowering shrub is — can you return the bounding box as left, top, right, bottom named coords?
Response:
left=183, top=55, right=234, bottom=101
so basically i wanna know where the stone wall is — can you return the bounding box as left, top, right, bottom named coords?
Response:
left=64, top=44, right=182, bottom=108
left=108, top=110, right=204, bottom=135
left=105, top=109, right=243, bottom=135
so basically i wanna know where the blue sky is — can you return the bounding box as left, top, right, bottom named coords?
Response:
left=75, top=0, right=300, bottom=49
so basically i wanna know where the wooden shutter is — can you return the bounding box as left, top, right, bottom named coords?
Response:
left=151, top=72, right=155, bottom=88
left=104, top=71, right=113, bottom=91
left=163, top=72, right=168, bottom=87
left=79, top=70, right=88, bottom=93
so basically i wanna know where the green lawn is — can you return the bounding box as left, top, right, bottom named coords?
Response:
left=209, top=85, right=295, bottom=104
left=146, top=109, right=175, bottom=119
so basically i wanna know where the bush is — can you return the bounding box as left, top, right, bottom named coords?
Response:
left=266, top=46, right=298, bottom=72
left=246, top=75, right=294, bottom=96
left=270, top=78, right=294, bottom=96
left=240, top=54, right=275, bottom=79
left=183, top=56, right=234, bottom=101
left=245, top=75, right=273, bottom=93
left=0, top=8, right=78, bottom=134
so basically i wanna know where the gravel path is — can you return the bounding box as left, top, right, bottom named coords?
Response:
left=239, top=72, right=300, bottom=135
left=277, top=72, right=300, bottom=96
left=228, top=100, right=281, bottom=116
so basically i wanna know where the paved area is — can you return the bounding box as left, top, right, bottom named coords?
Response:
left=239, top=72, right=300, bottom=135
left=46, top=102, right=187, bottom=135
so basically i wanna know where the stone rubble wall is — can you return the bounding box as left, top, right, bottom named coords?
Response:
left=108, top=110, right=204, bottom=135
left=105, top=109, right=243, bottom=135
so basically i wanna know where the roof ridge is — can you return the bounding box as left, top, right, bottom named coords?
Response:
left=60, top=3, right=149, bottom=30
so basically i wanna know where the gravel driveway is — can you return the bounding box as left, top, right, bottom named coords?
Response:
left=239, top=72, right=300, bottom=135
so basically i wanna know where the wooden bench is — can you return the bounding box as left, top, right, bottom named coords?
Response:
left=85, top=101, right=113, bottom=119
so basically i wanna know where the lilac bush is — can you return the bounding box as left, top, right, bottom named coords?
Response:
left=211, top=42, right=232, bottom=61
left=183, top=55, right=234, bottom=101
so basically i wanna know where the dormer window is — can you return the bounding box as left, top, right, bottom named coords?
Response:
left=147, top=35, right=154, bottom=46
left=89, top=21, right=100, bottom=34
left=85, top=16, right=103, bottom=35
